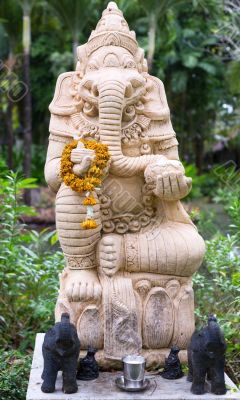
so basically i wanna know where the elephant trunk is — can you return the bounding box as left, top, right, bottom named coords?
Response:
left=98, top=80, right=157, bottom=177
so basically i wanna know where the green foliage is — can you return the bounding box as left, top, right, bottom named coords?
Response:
left=0, top=0, right=239, bottom=176
left=49, top=51, right=73, bottom=77
left=213, top=166, right=240, bottom=239
left=194, top=234, right=240, bottom=336
left=227, top=62, right=240, bottom=95
left=193, top=179, right=240, bottom=383
left=0, top=0, right=239, bottom=389
left=184, top=163, right=219, bottom=200
left=0, top=0, right=22, bottom=52
left=0, top=171, right=64, bottom=350
left=47, top=0, right=102, bottom=50
left=0, top=144, right=47, bottom=184
left=184, top=163, right=205, bottom=199
left=193, top=233, right=240, bottom=382
left=0, top=351, right=31, bottom=400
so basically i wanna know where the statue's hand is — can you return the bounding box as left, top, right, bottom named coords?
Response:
left=144, top=159, right=192, bottom=201
left=71, top=141, right=96, bottom=176
left=72, top=156, right=93, bottom=176
left=154, top=170, right=192, bottom=201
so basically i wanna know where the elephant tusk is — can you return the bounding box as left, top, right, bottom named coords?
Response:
left=125, top=82, right=133, bottom=98
left=92, top=83, right=99, bottom=97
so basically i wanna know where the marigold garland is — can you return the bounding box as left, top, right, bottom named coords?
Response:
left=83, top=196, right=97, bottom=205
left=81, top=218, right=97, bottom=229
left=60, top=138, right=110, bottom=229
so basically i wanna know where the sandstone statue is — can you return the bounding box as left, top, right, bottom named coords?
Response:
left=45, top=1, right=205, bottom=366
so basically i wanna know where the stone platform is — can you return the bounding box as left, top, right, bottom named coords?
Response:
left=27, top=334, right=240, bottom=400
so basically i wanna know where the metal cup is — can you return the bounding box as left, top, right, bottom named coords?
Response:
left=122, top=355, right=146, bottom=389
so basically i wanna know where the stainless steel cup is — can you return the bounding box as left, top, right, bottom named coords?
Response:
left=122, top=355, right=146, bottom=389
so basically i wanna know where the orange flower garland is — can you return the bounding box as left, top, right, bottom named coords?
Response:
left=60, top=139, right=110, bottom=229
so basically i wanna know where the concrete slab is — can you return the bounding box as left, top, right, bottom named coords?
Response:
left=27, top=334, right=240, bottom=400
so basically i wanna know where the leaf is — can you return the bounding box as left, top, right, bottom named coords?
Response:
left=227, top=61, right=240, bottom=95
left=182, top=54, right=198, bottom=68
left=21, top=246, right=38, bottom=259
left=171, top=70, right=188, bottom=93
left=182, top=28, right=195, bottom=38
left=17, top=178, right=38, bottom=190
left=50, top=231, right=59, bottom=246
left=198, top=61, right=217, bottom=75
left=232, top=272, right=240, bottom=286
left=16, top=205, right=37, bottom=216
left=202, top=36, right=218, bottom=46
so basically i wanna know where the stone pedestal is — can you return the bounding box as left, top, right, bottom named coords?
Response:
left=27, top=334, right=240, bottom=400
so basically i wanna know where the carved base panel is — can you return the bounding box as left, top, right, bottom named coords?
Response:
left=55, top=272, right=195, bottom=362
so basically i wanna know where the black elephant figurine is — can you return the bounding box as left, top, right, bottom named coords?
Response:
left=41, top=313, right=80, bottom=394
left=77, top=347, right=99, bottom=380
left=187, top=315, right=227, bottom=395
left=160, top=345, right=183, bottom=379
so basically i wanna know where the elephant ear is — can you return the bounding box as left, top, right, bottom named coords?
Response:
left=49, top=44, right=88, bottom=117
left=76, top=44, right=89, bottom=76
left=49, top=72, right=80, bottom=116
left=142, top=75, right=171, bottom=121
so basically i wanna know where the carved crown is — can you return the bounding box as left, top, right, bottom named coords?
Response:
left=86, top=2, right=138, bottom=56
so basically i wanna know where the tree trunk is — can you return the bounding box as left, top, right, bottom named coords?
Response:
left=5, top=53, right=15, bottom=170
left=147, top=11, right=157, bottom=73
left=5, top=99, right=14, bottom=170
left=22, top=12, right=32, bottom=204
left=72, top=37, right=79, bottom=66
left=194, top=134, right=204, bottom=175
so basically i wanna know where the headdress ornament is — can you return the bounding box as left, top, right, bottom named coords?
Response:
left=86, top=2, right=138, bottom=56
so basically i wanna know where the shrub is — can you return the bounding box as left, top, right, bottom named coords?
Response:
left=0, top=351, right=31, bottom=400
left=0, top=171, right=64, bottom=350
left=194, top=173, right=240, bottom=384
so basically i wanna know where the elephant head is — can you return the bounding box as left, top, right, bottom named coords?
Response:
left=70, top=2, right=173, bottom=177
left=49, top=2, right=172, bottom=177
left=52, top=313, right=80, bottom=357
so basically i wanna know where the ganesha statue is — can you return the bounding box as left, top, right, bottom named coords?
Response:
left=45, top=2, right=205, bottom=366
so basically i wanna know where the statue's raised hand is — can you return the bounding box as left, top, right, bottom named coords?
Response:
left=144, top=159, right=192, bottom=201
left=71, top=141, right=95, bottom=176
left=72, top=156, right=93, bottom=176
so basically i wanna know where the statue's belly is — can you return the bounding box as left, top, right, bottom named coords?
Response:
left=124, top=222, right=205, bottom=277
left=100, top=174, right=155, bottom=234
left=102, top=175, right=145, bottom=214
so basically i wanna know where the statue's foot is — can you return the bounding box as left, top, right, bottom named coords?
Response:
left=41, top=383, right=55, bottom=393
left=211, top=383, right=227, bottom=395
left=63, top=382, right=78, bottom=394
left=63, top=269, right=101, bottom=303
left=191, top=383, right=206, bottom=395
left=97, top=234, right=124, bottom=276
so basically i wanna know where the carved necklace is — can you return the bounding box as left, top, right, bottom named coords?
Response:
left=70, top=112, right=151, bottom=144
